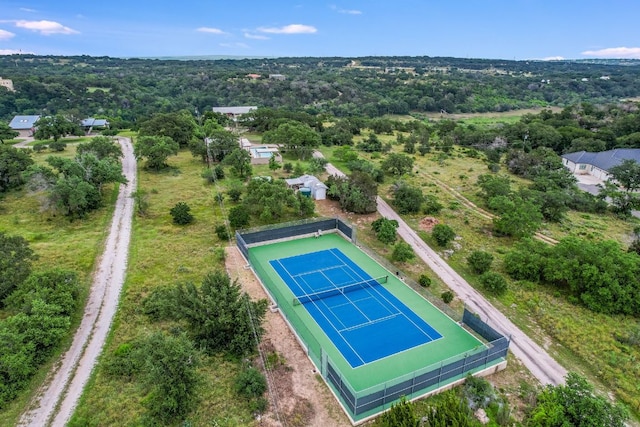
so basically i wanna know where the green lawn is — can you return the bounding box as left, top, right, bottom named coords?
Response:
left=70, top=150, right=259, bottom=426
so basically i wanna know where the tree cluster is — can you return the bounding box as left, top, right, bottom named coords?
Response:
left=504, top=237, right=640, bottom=315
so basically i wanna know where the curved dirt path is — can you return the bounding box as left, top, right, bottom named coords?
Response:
left=319, top=154, right=567, bottom=386
left=18, top=137, right=136, bottom=427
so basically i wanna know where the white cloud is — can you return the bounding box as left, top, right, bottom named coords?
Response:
left=0, top=49, right=33, bottom=54
left=0, top=29, right=15, bottom=40
left=220, top=42, right=249, bottom=49
left=582, top=47, right=640, bottom=59
left=19, top=7, right=37, bottom=12
left=244, top=32, right=269, bottom=40
left=339, top=9, right=362, bottom=15
left=196, top=27, right=226, bottom=35
left=542, top=56, right=565, bottom=61
left=329, top=5, right=362, bottom=15
left=15, top=20, right=78, bottom=35
left=257, top=24, right=317, bottom=34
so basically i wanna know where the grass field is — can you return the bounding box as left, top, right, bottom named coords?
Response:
left=0, top=147, right=117, bottom=426
left=69, top=150, right=260, bottom=426
left=319, top=141, right=640, bottom=419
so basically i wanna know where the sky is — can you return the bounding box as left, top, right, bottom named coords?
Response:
left=1, top=0, right=639, bottom=60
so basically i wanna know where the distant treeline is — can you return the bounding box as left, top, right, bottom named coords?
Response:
left=1, top=55, right=640, bottom=126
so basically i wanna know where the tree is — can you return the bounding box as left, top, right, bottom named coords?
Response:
left=526, top=372, right=628, bottom=427
left=432, top=224, right=456, bottom=247
left=138, top=111, right=197, bottom=148
left=76, top=136, right=122, bottom=160
left=375, top=396, right=417, bottom=427
left=371, top=217, right=399, bottom=244
left=467, top=250, right=494, bottom=274
left=6, top=269, right=80, bottom=317
left=479, top=271, right=508, bottom=295
left=0, top=122, right=19, bottom=143
left=262, top=121, right=320, bottom=160
left=136, top=332, right=200, bottom=424
left=327, top=172, right=378, bottom=214
left=477, top=174, right=511, bottom=200
left=229, top=205, right=250, bottom=229
left=0, top=232, right=37, bottom=305
left=599, top=159, right=640, bottom=216
left=49, top=175, right=101, bottom=218
left=490, top=196, right=543, bottom=238
left=381, top=153, right=414, bottom=176
left=134, top=135, right=179, bottom=170
left=393, top=183, right=423, bottom=214
left=0, top=145, right=33, bottom=192
left=172, top=271, right=268, bottom=356
left=170, top=202, right=194, bottom=225
left=34, top=115, right=82, bottom=142
left=224, top=148, right=252, bottom=178
left=391, top=242, right=415, bottom=262
left=243, top=179, right=299, bottom=221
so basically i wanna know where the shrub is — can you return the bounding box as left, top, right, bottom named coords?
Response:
left=391, top=242, right=415, bottom=262
left=215, top=225, right=230, bottom=241
left=227, top=187, right=242, bottom=202
left=418, top=274, right=432, bottom=287
left=235, top=367, right=267, bottom=399
left=423, top=194, right=443, bottom=214
left=467, top=250, right=494, bottom=274
left=32, top=141, right=48, bottom=152
left=441, top=290, right=454, bottom=304
left=432, top=224, right=455, bottom=247
left=480, top=271, right=508, bottom=295
left=48, top=140, right=67, bottom=151
left=170, top=202, right=194, bottom=225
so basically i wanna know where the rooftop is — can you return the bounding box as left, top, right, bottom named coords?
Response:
left=562, top=148, right=640, bottom=172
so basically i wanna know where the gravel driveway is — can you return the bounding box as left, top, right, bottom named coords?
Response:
left=18, top=137, right=136, bottom=427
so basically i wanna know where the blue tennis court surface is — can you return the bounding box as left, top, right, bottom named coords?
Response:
left=270, top=248, right=442, bottom=368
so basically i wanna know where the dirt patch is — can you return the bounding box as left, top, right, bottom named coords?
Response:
left=226, top=246, right=351, bottom=427
left=419, top=217, right=439, bottom=232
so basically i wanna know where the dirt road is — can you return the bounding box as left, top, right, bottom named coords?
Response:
left=319, top=154, right=567, bottom=386
left=18, top=137, right=136, bottom=427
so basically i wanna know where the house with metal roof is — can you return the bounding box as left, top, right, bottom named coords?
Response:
left=9, top=115, right=40, bottom=138
left=211, top=106, right=257, bottom=121
left=285, top=174, right=327, bottom=200
left=81, top=118, right=109, bottom=134
left=562, top=149, right=640, bottom=181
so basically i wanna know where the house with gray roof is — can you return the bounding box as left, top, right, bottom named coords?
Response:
left=285, top=174, right=327, bottom=200
left=562, top=149, right=640, bottom=181
left=9, top=115, right=40, bottom=138
left=211, top=106, right=257, bottom=121
left=81, top=118, right=109, bottom=134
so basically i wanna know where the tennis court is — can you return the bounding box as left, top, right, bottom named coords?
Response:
left=270, top=248, right=442, bottom=367
left=240, top=220, right=509, bottom=423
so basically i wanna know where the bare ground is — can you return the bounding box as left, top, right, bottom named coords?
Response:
left=226, top=246, right=351, bottom=427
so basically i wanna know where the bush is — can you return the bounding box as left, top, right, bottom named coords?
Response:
left=235, top=367, right=267, bottom=399
left=441, top=290, right=454, bottom=304
left=48, top=140, right=67, bottom=151
left=227, top=187, right=242, bottom=202
left=391, top=242, right=415, bottom=262
left=32, top=141, right=48, bottom=152
left=479, top=271, right=508, bottom=295
left=418, top=274, right=432, bottom=287
left=215, top=225, right=230, bottom=241
left=423, top=194, right=443, bottom=214
left=170, top=202, right=194, bottom=225
left=467, top=250, right=494, bottom=274
left=432, top=224, right=455, bottom=247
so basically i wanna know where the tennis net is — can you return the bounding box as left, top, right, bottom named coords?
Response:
left=293, top=275, right=388, bottom=305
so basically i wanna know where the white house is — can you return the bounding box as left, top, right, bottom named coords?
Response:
left=285, top=174, right=328, bottom=200
left=562, top=149, right=640, bottom=181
